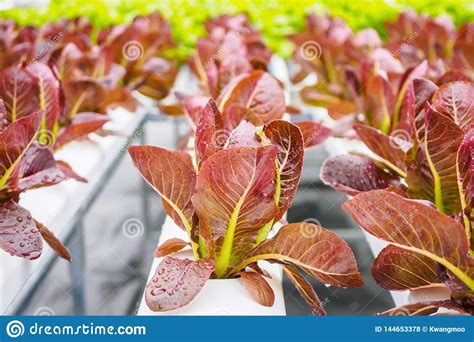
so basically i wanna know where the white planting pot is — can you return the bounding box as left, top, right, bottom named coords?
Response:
left=137, top=217, right=286, bottom=316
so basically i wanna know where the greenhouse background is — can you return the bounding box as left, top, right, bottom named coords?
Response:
left=0, top=0, right=473, bottom=317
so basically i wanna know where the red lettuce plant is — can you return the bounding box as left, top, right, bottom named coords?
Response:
left=0, top=61, right=109, bottom=152
left=343, top=190, right=474, bottom=315
left=52, top=42, right=138, bottom=115
left=288, top=11, right=473, bottom=133
left=189, top=14, right=272, bottom=98
left=99, top=12, right=178, bottom=102
left=129, top=99, right=360, bottom=313
left=287, top=13, right=411, bottom=124
left=321, top=79, right=474, bottom=315
left=384, top=10, right=456, bottom=66
left=0, top=109, right=74, bottom=261
left=184, top=70, right=287, bottom=131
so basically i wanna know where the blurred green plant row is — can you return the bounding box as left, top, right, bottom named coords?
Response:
left=1, top=0, right=473, bottom=60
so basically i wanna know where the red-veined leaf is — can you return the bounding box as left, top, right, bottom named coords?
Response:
left=62, top=78, right=107, bottom=116
left=183, top=96, right=209, bottom=128
left=364, top=74, right=395, bottom=133
left=35, top=220, right=72, bottom=262
left=218, top=71, right=285, bottom=126
left=412, top=78, right=438, bottom=114
left=226, top=121, right=259, bottom=148
left=354, top=124, right=408, bottom=175
left=240, top=271, right=275, bottom=307
left=432, top=81, right=474, bottom=132
left=0, top=201, right=42, bottom=260
left=54, top=112, right=109, bottom=149
left=282, top=264, right=326, bottom=315
left=0, top=63, right=59, bottom=130
left=406, top=106, right=464, bottom=214
left=234, top=223, right=363, bottom=287
left=0, top=99, right=6, bottom=130
left=25, top=63, right=61, bottom=131
left=372, top=244, right=440, bottom=291
left=154, top=238, right=190, bottom=258
left=378, top=300, right=468, bottom=316
left=248, top=262, right=272, bottom=278
left=457, top=129, right=474, bottom=247
left=320, top=154, right=400, bottom=196
left=393, top=61, right=428, bottom=124
left=342, top=190, right=474, bottom=290
left=14, top=142, right=67, bottom=192
left=295, top=121, right=332, bottom=148
left=195, top=99, right=224, bottom=165
left=263, top=120, right=304, bottom=221
left=145, top=257, right=214, bottom=311
left=128, top=146, right=196, bottom=234
left=0, top=111, right=42, bottom=190
left=192, top=146, right=279, bottom=278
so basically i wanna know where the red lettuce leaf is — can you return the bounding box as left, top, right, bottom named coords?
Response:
left=320, top=154, right=400, bottom=196
left=432, top=81, right=474, bottom=133
left=282, top=264, right=327, bottom=315
left=295, top=121, right=332, bottom=148
left=154, top=238, right=190, bottom=258
left=36, top=220, right=72, bottom=262
left=457, top=129, right=474, bottom=247
left=128, top=146, right=196, bottom=234
left=0, top=201, right=42, bottom=260
left=218, top=71, right=285, bottom=126
left=0, top=111, right=42, bottom=191
left=183, top=96, right=210, bottom=128
left=192, top=146, right=279, bottom=277
left=226, top=121, right=259, bottom=148
left=354, top=124, right=408, bottom=174
left=14, top=142, right=67, bottom=193
left=342, top=190, right=474, bottom=290
left=235, top=223, right=364, bottom=287
left=54, top=112, right=109, bottom=150
left=372, top=244, right=440, bottom=291
left=145, top=256, right=214, bottom=311
left=240, top=271, right=275, bottom=307
left=406, top=105, right=464, bottom=214
left=378, top=300, right=468, bottom=316
left=195, top=99, right=224, bottom=166
left=263, top=120, right=304, bottom=221
left=0, top=63, right=60, bottom=130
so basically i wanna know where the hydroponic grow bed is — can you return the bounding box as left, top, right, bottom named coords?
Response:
left=0, top=0, right=473, bottom=318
